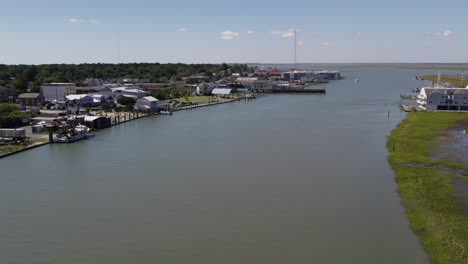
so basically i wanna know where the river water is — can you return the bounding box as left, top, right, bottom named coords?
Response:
left=0, top=66, right=442, bottom=263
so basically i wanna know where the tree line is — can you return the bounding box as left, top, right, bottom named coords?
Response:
left=0, top=63, right=253, bottom=95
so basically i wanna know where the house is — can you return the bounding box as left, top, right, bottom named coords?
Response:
left=417, top=87, right=468, bottom=111
left=65, top=94, right=94, bottom=106
left=135, top=96, right=160, bottom=112
left=41, top=83, right=77, bottom=102
left=18, top=93, right=44, bottom=107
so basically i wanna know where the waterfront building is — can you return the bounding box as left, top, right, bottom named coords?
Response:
left=18, top=93, right=44, bottom=107
left=122, top=89, right=150, bottom=99
left=41, top=83, right=77, bottom=102
left=110, top=87, right=150, bottom=99
left=315, top=70, right=341, bottom=80
left=65, top=94, right=94, bottom=106
left=417, top=87, right=468, bottom=111
left=282, top=70, right=316, bottom=82
left=251, top=80, right=289, bottom=91
left=84, top=116, right=112, bottom=130
left=135, top=96, right=160, bottom=112
left=196, top=83, right=214, bottom=95
left=236, top=77, right=258, bottom=89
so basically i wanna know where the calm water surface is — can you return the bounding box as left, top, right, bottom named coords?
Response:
left=0, top=67, right=438, bottom=263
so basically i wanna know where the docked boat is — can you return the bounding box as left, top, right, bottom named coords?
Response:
left=159, top=110, right=172, bottom=115
left=54, top=124, right=91, bottom=143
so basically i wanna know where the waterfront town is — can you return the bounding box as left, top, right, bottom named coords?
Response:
left=0, top=65, right=341, bottom=155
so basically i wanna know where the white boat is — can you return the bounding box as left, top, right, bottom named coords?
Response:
left=159, top=110, right=172, bottom=115
left=54, top=124, right=91, bottom=143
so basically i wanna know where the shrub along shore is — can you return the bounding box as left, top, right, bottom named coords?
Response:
left=387, top=112, right=468, bottom=264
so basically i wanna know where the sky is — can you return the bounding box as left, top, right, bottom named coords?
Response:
left=1, top=0, right=467, bottom=64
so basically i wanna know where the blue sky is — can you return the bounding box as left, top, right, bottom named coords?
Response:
left=1, top=0, right=467, bottom=64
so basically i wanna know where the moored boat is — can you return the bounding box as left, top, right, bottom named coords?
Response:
left=54, top=124, right=91, bottom=143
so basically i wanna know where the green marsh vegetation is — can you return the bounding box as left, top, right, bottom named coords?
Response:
left=422, top=75, right=467, bottom=88
left=387, top=112, right=468, bottom=263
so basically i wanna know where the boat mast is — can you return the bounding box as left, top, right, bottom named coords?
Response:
left=436, top=71, right=441, bottom=88
left=461, top=71, right=465, bottom=88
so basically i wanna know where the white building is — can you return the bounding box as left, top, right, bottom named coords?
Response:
left=65, top=94, right=94, bottom=106
left=41, top=83, right=77, bottom=102
left=417, top=87, right=468, bottom=111
left=135, top=96, right=160, bottom=112
left=196, top=83, right=214, bottom=95
left=110, top=87, right=149, bottom=99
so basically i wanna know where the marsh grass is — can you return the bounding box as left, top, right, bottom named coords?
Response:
left=388, top=112, right=468, bottom=263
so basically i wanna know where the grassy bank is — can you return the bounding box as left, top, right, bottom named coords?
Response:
left=387, top=112, right=468, bottom=263
left=0, top=138, right=48, bottom=156
left=422, top=75, right=466, bottom=88
left=172, top=96, right=217, bottom=104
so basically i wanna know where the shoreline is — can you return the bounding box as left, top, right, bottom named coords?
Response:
left=0, top=96, right=250, bottom=159
left=387, top=112, right=468, bottom=263
left=0, top=141, right=49, bottom=159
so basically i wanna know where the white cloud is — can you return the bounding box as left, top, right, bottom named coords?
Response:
left=65, top=18, right=99, bottom=24
left=434, top=30, right=454, bottom=38
left=66, top=18, right=81, bottom=23
left=272, top=29, right=296, bottom=38
left=321, top=42, right=330, bottom=46
left=178, top=27, right=188, bottom=32
left=247, top=30, right=254, bottom=35
left=220, top=31, right=240, bottom=40
left=297, top=41, right=304, bottom=46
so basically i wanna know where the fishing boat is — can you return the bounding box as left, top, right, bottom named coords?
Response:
left=54, top=124, right=91, bottom=143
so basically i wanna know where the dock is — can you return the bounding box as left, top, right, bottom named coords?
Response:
left=253, top=88, right=326, bottom=94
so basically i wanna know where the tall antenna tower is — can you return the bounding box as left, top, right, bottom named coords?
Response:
left=294, top=29, right=297, bottom=70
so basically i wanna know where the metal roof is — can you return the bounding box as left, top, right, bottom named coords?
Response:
left=18, top=93, right=42, bottom=99
left=212, top=88, right=232, bottom=95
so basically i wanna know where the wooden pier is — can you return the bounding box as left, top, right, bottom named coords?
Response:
left=253, top=88, right=326, bottom=94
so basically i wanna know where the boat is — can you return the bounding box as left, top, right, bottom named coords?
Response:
left=159, top=110, right=172, bottom=115
left=54, top=124, right=91, bottom=143
left=355, top=78, right=360, bottom=83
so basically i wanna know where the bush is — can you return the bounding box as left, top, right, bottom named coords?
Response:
left=0, top=103, right=28, bottom=128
